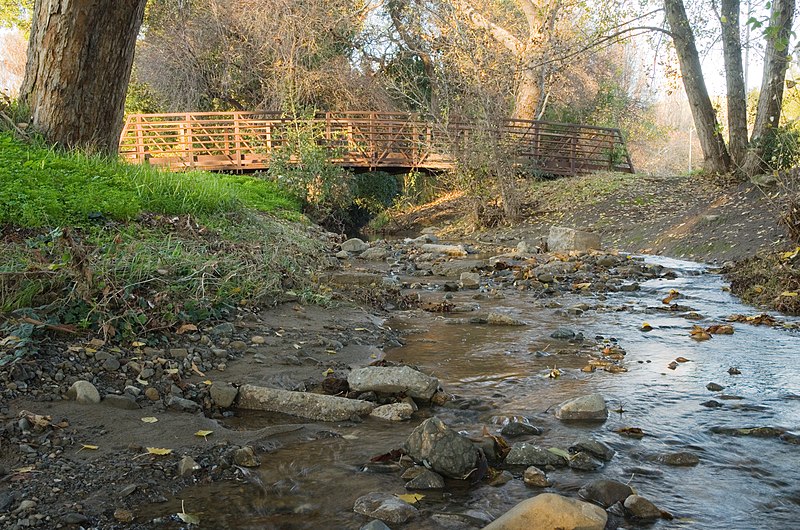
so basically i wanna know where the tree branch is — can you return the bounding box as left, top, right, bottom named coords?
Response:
left=451, top=0, right=523, bottom=55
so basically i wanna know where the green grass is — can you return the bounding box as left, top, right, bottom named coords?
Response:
left=0, top=132, right=300, bottom=227
left=0, top=133, right=321, bottom=335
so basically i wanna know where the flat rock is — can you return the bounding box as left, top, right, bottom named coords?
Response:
left=360, top=520, right=392, bottom=530
left=548, top=226, right=601, bottom=252
left=420, top=243, right=468, bottom=256
left=348, top=366, right=439, bottom=400
left=500, top=419, right=543, bottom=437
left=177, top=456, right=199, bottom=476
left=102, top=394, right=140, bottom=410
left=568, top=452, right=602, bottom=471
left=166, top=395, right=200, bottom=413
left=359, top=247, right=389, bottom=261
left=404, top=417, right=478, bottom=479
left=483, top=493, right=607, bottom=530
left=505, top=443, right=567, bottom=467
left=487, top=312, right=525, bottom=326
left=354, top=492, right=418, bottom=524
left=67, top=381, right=100, bottom=404
left=370, top=402, right=414, bottom=421
left=578, top=479, right=633, bottom=508
left=624, top=494, right=663, bottom=520
left=237, top=384, right=374, bottom=421
left=460, top=272, right=480, bottom=289
left=555, top=394, right=608, bottom=421
left=210, top=382, right=238, bottom=408
left=432, top=259, right=488, bottom=277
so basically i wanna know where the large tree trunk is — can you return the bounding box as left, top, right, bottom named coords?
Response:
left=742, top=0, right=795, bottom=176
left=20, top=0, right=147, bottom=154
left=720, top=0, right=748, bottom=171
left=514, top=67, right=540, bottom=120
left=664, top=0, right=731, bottom=174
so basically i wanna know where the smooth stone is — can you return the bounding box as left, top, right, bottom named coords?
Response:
left=487, top=312, right=525, bottom=326
left=578, top=479, right=633, bottom=508
left=523, top=466, right=550, bottom=487
left=404, top=417, right=478, bottom=479
left=624, top=494, right=663, bottom=520
left=420, top=243, right=468, bottom=257
left=210, top=322, right=235, bottom=337
left=341, top=238, right=369, bottom=253
left=353, top=492, right=418, bottom=524
left=555, top=394, right=608, bottom=421
left=66, top=381, right=101, bottom=404
left=370, top=402, right=414, bottom=421
left=660, top=452, right=700, bottom=466
left=169, top=348, right=189, bottom=359
left=62, top=513, right=89, bottom=525
left=488, top=470, right=514, bottom=486
left=229, top=341, right=247, bottom=351
left=460, top=272, right=481, bottom=289
left=706, top=382, right=725, bottom=391
left=102, top=358, right=121, bottom=371
left=237, top=384, right=374, bottom=421
left=144, top=387, right=160, bottom=401
left=549, top=328, right=576, bottom=340
left=505, top=443, right=567, bottom=467
left=210, top=382, right=239, bottom=408
left=102, top=394, right=140, bottom=410
left=483, top=493, right=607, bottom=530
left=348, top=366, right=439, bottom=400
left=360, top=247, right=389, bottom=261
left=405, top=468, right=445, bottom=490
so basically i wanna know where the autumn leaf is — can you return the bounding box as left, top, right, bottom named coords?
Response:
left=131, top=341, right=146, bottom=347
left=176, top=323, right=198, bottom=335
left=323, top=368, right=334, bottom=376
left=396, top=493, right=424, bottom=504
left=140, top=417, right=159, bottom=423
left=780, top=291, right=799, bottom=297
left=146, top=447, right=172, bottom=456
left=80, top=444, right=99, bottom=451
left=177, top=500, right=200, bottom=525
left=573, top=282, right=591, bottom=290
left=194, top=430, right=213, bottom=439
left=662, top=289, right=681, bottom=305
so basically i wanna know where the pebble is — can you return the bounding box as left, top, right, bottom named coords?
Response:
left=67, top=381, right=100, bottom=404
left=251, top=335, right=266, bottom=344
left=144, top=387, right=160, bottom=401
left=15, top=500, right=36, bottom=513
left=102, top=394, right=140, bottom=410
left=523, top=466, right=550, bottom=487
left=233, top=446, right=261, bottom=467
left=707, top=382, right=725, bottom=391
left=62, top=513, right=89, bottom=525
left=114, top=508, right=134, bottom=523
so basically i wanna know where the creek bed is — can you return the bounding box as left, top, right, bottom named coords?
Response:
left=155, top=257, right=800, bottom=529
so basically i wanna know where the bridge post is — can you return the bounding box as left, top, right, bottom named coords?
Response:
left=234, top=112, right=242, bottom=169
left=134, top=115, right=145, bottom=163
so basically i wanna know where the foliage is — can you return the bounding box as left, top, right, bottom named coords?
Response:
left=267, top=116, right=356, bottom=231
left=760, top=124, right=800, bottom=172
left=0, top=0, right=32, bottom=31
left=0, top=132, right=298, bottom=228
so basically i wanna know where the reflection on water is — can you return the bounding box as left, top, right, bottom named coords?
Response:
left=161, top=257, right=800, bottom=529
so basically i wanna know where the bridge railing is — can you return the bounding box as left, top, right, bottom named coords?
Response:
left=119, top=111, right=634, bottom=176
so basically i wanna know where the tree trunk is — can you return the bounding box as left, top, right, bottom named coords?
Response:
left=514, top=67, right=540, bottom=120
left=742, top=0, right=795, bottom=176
left=720, top=0, right=748, bottom=171
left=664, top=0, right=731, bottom=174
left=20, top=0, right=147, bottom=154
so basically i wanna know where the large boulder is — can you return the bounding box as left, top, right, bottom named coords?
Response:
left=237, top=385, right=374, bottom=421
left=341, top=238, right=369, bottom=253
left=348, top=366, right=439, bottom=400
left=554, top=394, right=608, bottom=421
left=624, top=495, right=663, bottom=520
left=353, top=492, right=418, bottom=524
left=548, top=227, right=601, bottom=252
left=404, top=417, right=479, bottom=479
left=482, top=493, right=607, bottom=530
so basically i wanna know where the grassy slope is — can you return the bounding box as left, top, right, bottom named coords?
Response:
left=0, top=133, right=324, bottom=336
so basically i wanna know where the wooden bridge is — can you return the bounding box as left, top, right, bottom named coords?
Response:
left=119, top=111, right=634, bottom=176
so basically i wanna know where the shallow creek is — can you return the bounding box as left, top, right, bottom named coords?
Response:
left=162, top=256, right=800, bottom=529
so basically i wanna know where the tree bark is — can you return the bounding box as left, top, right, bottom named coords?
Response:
left=664, top=0, right=731, bottom=174
left=20, top=0, right=147, bottom=154
left=720, top=0, right=748, bottom=171
left=742, top=0, right=795, bottom=176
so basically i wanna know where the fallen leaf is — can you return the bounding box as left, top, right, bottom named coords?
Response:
left=662, top=289, right=681, bottom=305
left=396, top=493, right=424, bottom=504
left=780, top=291, right=799, bottom=297
left=140, top=417, right=159, bottom=424
left=88, top=338, right=106, bottom=347
left=194, top=430, right=213, bottom=439
left=675, top=357, right=691, bottom=363
left=690, top=325, right=711, bottom=341
left=14, top=466, right=35, bottom=474
left=548, top=366, right=561, bottom=378
left=131, top=341, right=146, bottom=347
left=547, top=447, right=571, bottom=460
left=146, top=447, right=173, bottom=456
left=177, top=500, right=201, bottom=525
left=176, top=324, right=198, bottom=335
left=80, top=444, right=99, bottom=451
left=616, top=427, right=645, bottom=438
left=706, top=324, right=734, bottom=335
left=640, top=322, right=653, bottom=332
left=203, top=380, right=213, bottom=385
left=573, top=282, right=591, bottom=290
left=323, top=368, right=334, bottom=376
left=190, top=361, right=206, bottom=377
left=326, top=349, right=337, bottom=355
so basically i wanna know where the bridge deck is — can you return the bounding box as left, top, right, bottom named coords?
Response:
left=119, top=111, right=634, bottom=176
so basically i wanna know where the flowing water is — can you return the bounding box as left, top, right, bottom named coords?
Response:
left=162, top=256, right=800, bottom=529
